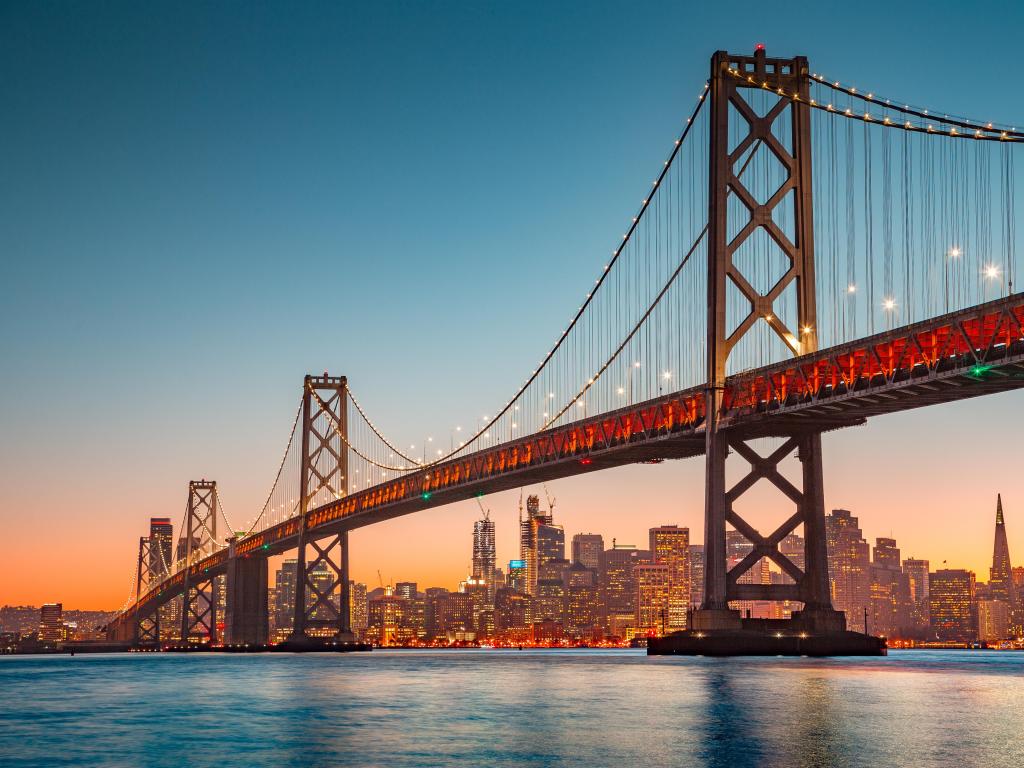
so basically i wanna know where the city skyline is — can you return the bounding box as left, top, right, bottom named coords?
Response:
left=3, top=3, right=1024, bottom=610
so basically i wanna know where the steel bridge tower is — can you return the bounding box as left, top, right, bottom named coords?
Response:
left=179, top=479, right=221, bottom=644
left=692, top=47, right=845, bottom=636
left=289, top=374, right=354, bottom=643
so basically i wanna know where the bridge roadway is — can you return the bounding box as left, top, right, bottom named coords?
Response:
left=118, top=294, right=1024, bottom=627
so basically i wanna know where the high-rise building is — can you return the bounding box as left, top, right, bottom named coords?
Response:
left=826, top=509, right=871, bottom=631
left=689, top=544, right=705, bottom=608
left=272, top=559, right=298, bottom=642
left=520, top=494, right=560, bottom=596
left=506, top=560, right=527, bottom=593
left=394, top=582, right=418, bottom=600
left=368, top=592, right=414, bottom=646
left=472, top=514, right=497, bottom=603
left=494, top=588, right=532, bottom=636
left=929, top=569, right=976, bottom=642
left=572, top=534, right=604, bottom=572
left=535, top=558, right=569, bottom=622
left=635, top=563, right=670, bottom=637
left=989, top=495, right=1015, bottom=606
left=602, top=544, right=650, bottom=637
left=902, top=558, right=930, bottom=637
left=977, top=599, right=1010, bottom=643
left=649, top=526, right=690, bottom=632
left=563, top=562, right=601, bottom=638
left=148, top=518, right=173, bottom=577
left=350, top=581, right=368, bottom=641
left=869, top=537, right=912, bottom=638
left=39, top=603, right=63, bottom=644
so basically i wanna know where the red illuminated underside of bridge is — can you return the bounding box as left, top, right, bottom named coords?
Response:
left=128, top=294, right=1024, bottom=617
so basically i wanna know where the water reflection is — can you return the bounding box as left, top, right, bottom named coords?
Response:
left=0, top=650, right=1022, bottom=767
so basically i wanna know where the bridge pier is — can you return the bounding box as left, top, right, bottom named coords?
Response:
left=224, top=539, right=269, bottom=646
left=663, top=46, right=884, bottom=656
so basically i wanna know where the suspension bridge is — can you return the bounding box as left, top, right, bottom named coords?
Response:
left=106, top=48, right=1023, bottom=654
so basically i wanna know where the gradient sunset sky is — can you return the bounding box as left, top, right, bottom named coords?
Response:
left=2, top=1, right=1023, bottom=609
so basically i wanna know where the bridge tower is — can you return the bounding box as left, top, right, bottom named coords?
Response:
left=289, top=374, right=354, bottom=644
left=179, top=479, right=220, bottom=644
left=133, top=536, right=160, bottom=646
left=693, top=47, right=844, bottom=636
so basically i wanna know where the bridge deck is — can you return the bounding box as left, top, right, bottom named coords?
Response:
left=115, top=294, right=1024, bottom=628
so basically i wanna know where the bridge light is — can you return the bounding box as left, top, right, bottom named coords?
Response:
left=662, top=371, right=671, bottom=380
left=580, top=458, right=593, bottom=466
left=984, top=264, right=1001, bottom=279
left=421, top=492, right=432, bottom=501
left=617, top=387, right=625, bottom=395
left=848, top=284, right=856, bottom=293
left=883, top=298, right=896, bottom=311
left=801, top=325, right=813, bottom=335
left=948, top=246, right=961, bottom=258
left=633, top=361, right=641, bottom=368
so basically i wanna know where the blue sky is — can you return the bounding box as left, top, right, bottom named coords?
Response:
left=2, top=1, right=1023, bottom=605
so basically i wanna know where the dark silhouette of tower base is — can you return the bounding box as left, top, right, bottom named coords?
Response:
left=654, top=48, right=884, bottom=656
left=223, top=538, right=269, bottom=645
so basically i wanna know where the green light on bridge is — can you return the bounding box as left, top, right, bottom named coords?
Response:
left=969, top=364, right=993, bottom=377
left=262, top=544, right=269, bottom=550
left=422, top=492, right=432, bottom=501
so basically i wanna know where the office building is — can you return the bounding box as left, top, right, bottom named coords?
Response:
left=39, top=603, right=63, bottom=644
left=649, top=526, right=690, bottom=631
left=689, top=544, right=705, bottom=609
left=272, top=559, right=298, bottom=642
left=929, top=569, right=976, bottom=642
left=472, top=514, right=497, bottom=603
left=635, top=563, right=670, bottom=637
left=977, top=598, right=1010, bottom=643
left=826, top=509, right=871, bottom=631
left=572, top=534, right=604, bottom=572
left=602, top=543, right=650, bottom=638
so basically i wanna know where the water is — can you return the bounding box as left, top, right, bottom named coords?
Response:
left=1, top=649, right=1022, bottom=767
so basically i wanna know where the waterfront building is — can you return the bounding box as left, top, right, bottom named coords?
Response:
left=635, top=563, right=670, bottom=637
left=601, top=543, right=650, bottom=637
left=564, top=562, right=601, bottom=638
left=902, top=558, right=930, bottom=637
left=272, top=559, right=297, bottom=642
left=433, top=592, right=476, bottom=639
left=977, top=599, right=1010, bottom=643
left=826, top=509, right=871, bottom=632
left=929, top=569, right=976, bottom=642
left=367, top=591, right=414, bottom=646
left=571, top=533, right=604, bottom=572
left=689, top=544, right=704, bottom=609
left=349, top=581, right=368, bottom=641
left=39, top=603, right=63, bottom=644
left=494, top=588, right=532, bottom=635
left=869, top=538, right=912, bottom=637
left=649, top=526, right=690, bottom=631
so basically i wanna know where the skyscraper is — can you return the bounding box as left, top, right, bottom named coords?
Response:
left=929, top=569, right=976, bottom=642
left=649, top=526, right=690, bottom=632
left=148, top=518, right=173, bottom=577
left=989, top=494, right=1015, bottom=606
left=826, top=509, right=871, bottom=631
left=563, top=562, right=600, bottom=638
left=572, top=533, right=604, bottom=571
left=272, top=559, right=297, bottom=642
left=635, top=563, right=670, bottom=637
left=520, top=494, right=560, bottom=596
left=39, top=603, right=63, bottom=645
left=689, top=544, right=705, bottom=609
left=602, top=543, right=650, bottom=638
left=350, top=581, right=368, bottom=641
left=869, top=537, right=911, bottom=637
left=506, top=560, right=527, bottom=593
left=472, top=513, right=497, bottom=603
left=902, top=558, right=930, bottom=637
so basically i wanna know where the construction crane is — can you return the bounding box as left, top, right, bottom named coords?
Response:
left=543, top=483, right=556, bottom=516
left=475, top=495, right=490, bottom=520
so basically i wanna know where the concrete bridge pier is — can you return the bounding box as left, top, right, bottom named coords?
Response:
left=224, top=538, right=269, bottom=646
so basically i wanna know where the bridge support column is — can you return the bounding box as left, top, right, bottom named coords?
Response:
left=179, top=480, right=219, bottom=645
left=287, top=374, right=355, bottom=647
left=670, top=47, right=882, bottom=655
left=224, top=539, right=269, bottom=646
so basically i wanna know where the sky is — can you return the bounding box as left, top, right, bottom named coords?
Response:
left=2, top=1, right=1023, bottom=609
